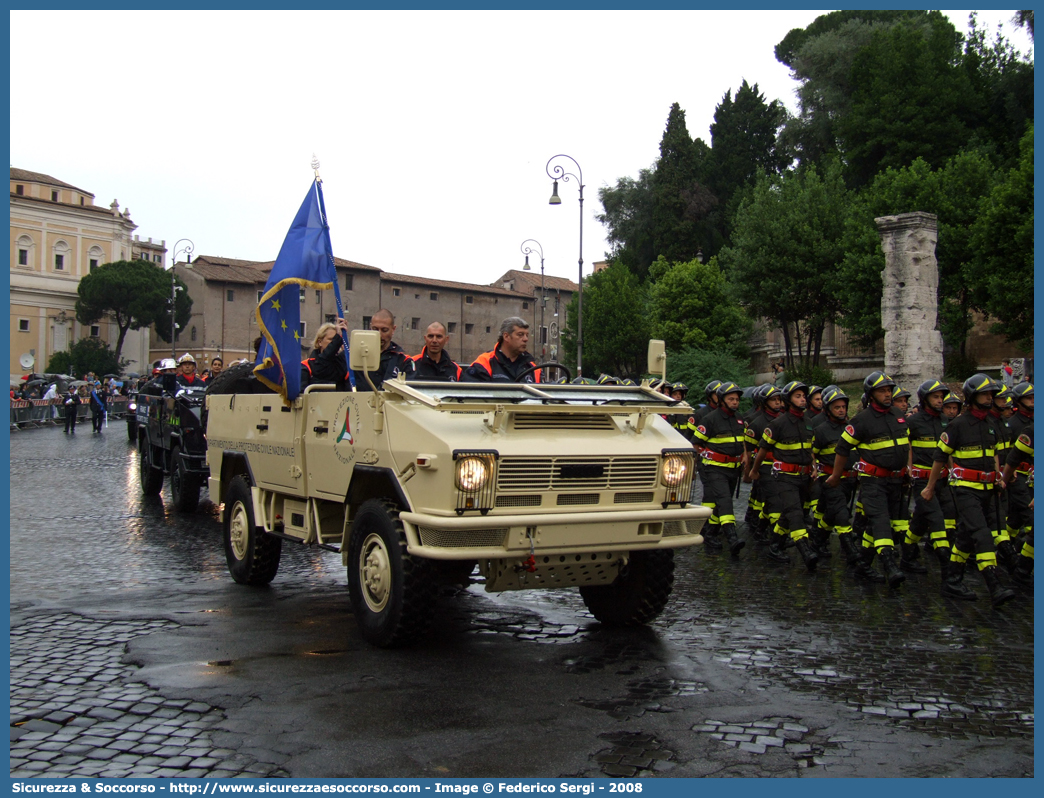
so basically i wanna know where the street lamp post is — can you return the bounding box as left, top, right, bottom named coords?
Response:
left=169, top=239, right=194, bottom=360
left=546, top=154, right=584, bottom=378
left=520, top=239, right=546, bottom=359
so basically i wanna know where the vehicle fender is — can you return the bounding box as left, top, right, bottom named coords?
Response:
left=345, top=465, right=412, bottom=517
left=218, top=451, right=255, bottom=505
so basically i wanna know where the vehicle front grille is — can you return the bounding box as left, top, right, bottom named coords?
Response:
left=512, top=413, right=616, bottom=431
left=497, top=456, right=658, bottom=491
left=556, top=493, right=600, bottom=506
left=417, top=527, right=508, bottom=548
left=495, top=495, right=542, bottom=508
left=614, top=491, right=654, bottom=504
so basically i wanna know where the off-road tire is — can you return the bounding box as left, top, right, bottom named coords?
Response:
left=138, top=435, right=163, bottom=496
left=223, top=475, right=281, bottom=585
left=579, top=549, right=675, bottom=626
left=170, top=445, right=201, bottom=513
left=347, top=498, right=436, bottom=648
left=205, top=362, right=256, bottom=395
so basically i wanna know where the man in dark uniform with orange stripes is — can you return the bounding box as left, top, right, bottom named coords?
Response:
left=408, top=322, right=461, bottom=381
left=464, top=317, right=540, bottom=383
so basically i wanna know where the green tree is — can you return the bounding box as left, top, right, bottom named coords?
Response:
left=837, top=150, right=998, bottom=352
left=709, top=80, right=789, bottom=223
left=649, top=103, right=718, bottom=268
left=559, top=263, right=651, bottom=380
left=720, top=161, right=851, bottom=368
left=45, top=337, right=123, bottom=378
left=664, top=346, right=753, bottom=394
left=969, top=125, right=1033, bottom=348
left=75, top=260, right=192, bottom=362
left=839, top=13, right=977, bottom=187
left=647, top=256, right=750, bottom=358
left=597, top=168, right=657, bottom=281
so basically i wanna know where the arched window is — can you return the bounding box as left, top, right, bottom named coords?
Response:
left=88, top=245, right=104, bottom=272
left=16, top=235, right=34, bottom=267
left=53, top=240, right=70, bottom=272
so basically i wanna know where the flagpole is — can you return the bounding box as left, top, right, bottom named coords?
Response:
left=312, top=156, right=356, bottom=390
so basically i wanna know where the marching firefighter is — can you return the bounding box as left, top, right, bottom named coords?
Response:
left=811, top=386, right=880, bottom=577
left=826, top=371, right=911, bottom=587
left=749, top=380, right=819, bottom=572
left=744, top=385, right=783, bottom=545
left=692, top=381, right=749, bottom=556
left=989, top=385, right=1018, bottom=569
left=667, top=382, right=695, bottom=442
left=891, top=385, right=912, bottom=417
left=805, top=385, right=824, bottom=421
left=904, top=379, right=951, bottom=573
left=1004, top=382, right=1034, bottom=556
left=689, top=380, right=723, bottom=431
left=811, top=385, right=838, bottom=430
left=920, top=374, right=1015, bottom=606
left=1001, top=422, right=1033, bottom=586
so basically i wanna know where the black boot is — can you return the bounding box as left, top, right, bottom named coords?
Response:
left=766, top=535, right=791, bottom=563
left=752, top=517, right=769, bottom=544
left=933, top=545, right=951, bottom=566
left=838, top=533, right=862, bottom=566
left=853, top=552, right=886, bottom=583
left=996, top=540, right=1019, bottom=573
left=941, top=560, right=977, bottom=600
left=795, top=537, right=819, bottom=572
left=722, top=524, right=745, bottom=557
left=1011, top=555, right=1034, bottom=587
left=981, top=566, right=1016, bottom=607
left=900, top=541, right=928, bottom=574
left=703, top=527, right=723, bottom=553
left=811, top=527, right=832, bottom=560
left=878, top=547, right=906, bottom=588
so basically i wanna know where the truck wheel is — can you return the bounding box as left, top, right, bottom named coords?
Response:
left=579, top=549, right=675, bottom=627
left=170, top=445, right=200, bottom=513
left=347, top=499, right=436, bottom=648
left=138, top=436, right=163, bottom=496
left=223, top=475, right=281, bottom=585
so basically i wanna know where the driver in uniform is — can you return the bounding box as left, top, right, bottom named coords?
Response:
left=464, top=317, right=541, bottom=383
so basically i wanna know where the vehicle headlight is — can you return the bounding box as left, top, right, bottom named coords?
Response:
left=661, top=454, right=689, bottom=487
left=455, top=457, right=489, bottom=492
left=128, top=402, right=136, bottom=411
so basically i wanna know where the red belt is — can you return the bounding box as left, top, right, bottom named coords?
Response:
left=820, top=464, right=856, bottom=478
left=1017, top=461, right=1034, bottom=474
left=950, top=466, right=998, bottom=484
left=909, top=465, right=947, bottom=480
left=700, top=450, right=743, bottom=464
left=773, top=462, right=813, bottom=475
left=855, top=461, right=907, bottom=478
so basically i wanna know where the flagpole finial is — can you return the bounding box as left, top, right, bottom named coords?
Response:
left=311, top=155, right=321, bottom=181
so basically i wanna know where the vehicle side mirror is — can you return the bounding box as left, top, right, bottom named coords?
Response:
left=349, top=330, right=381, bottom=373
left=647, top=340, right=667, bottom=382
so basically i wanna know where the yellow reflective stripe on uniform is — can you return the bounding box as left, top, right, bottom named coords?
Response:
left=706, top=435, right=744, bottom=444
left=950, top=480, right=994, bottom=490
left=774, top=441, right=812, bottom=450
left=858, top=437, right=909, bottom=450
left=975, top=551, right=998, bottom=570
left=910, top=439, right=938, bottom=448
left=841, top=431, right=860, bottom=446
left=691, top=426, right=709, bottom=442
left=1015, top=438, right=1034, bottom=456
left=937, top=439, right=955, bottom=455
left=761, top=429, right=776, bottom=445
left=955, top=447, right=994, bottom=457
left=813, top=444, right=836, bottom=456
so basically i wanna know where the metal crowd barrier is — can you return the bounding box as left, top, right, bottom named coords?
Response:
left=9, top=396, right=130, bottom=430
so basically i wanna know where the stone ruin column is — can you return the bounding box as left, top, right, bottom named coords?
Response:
left=875, top=212, right=945, bottom=389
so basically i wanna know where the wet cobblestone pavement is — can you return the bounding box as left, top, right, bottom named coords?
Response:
left=9, top=427, right=1034, bottom=778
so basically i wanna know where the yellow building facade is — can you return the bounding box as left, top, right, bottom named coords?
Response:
left=9, top=168, right=163, bottom=379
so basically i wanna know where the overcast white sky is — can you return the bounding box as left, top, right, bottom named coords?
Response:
left=10, top=9, right=1031, bottom=291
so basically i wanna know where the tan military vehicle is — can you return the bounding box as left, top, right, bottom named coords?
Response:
left=205, top=333, right=708, bottom=647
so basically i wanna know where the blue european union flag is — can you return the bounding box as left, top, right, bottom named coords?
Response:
left=254, top=179, right=349, bottom=403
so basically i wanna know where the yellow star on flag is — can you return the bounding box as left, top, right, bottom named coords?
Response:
left=293, top=330, right=301, bottom=340
left=271, top=299, right=281, bottom=311
left=281, top=319, right=287, bottom=331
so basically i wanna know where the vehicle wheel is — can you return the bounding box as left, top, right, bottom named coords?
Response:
left=138, top=436, right=163, bottom=496
left=206, top=362, right=257, bottom=395
left=126, top=419, right=137, bottom=443
left=579, top=549, right=675, bottom=627
left=170, top=445, right=201, bottom=513
left=223, top=475, right=281, bottom=585
left=347, top=498, right=436, bottom=648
